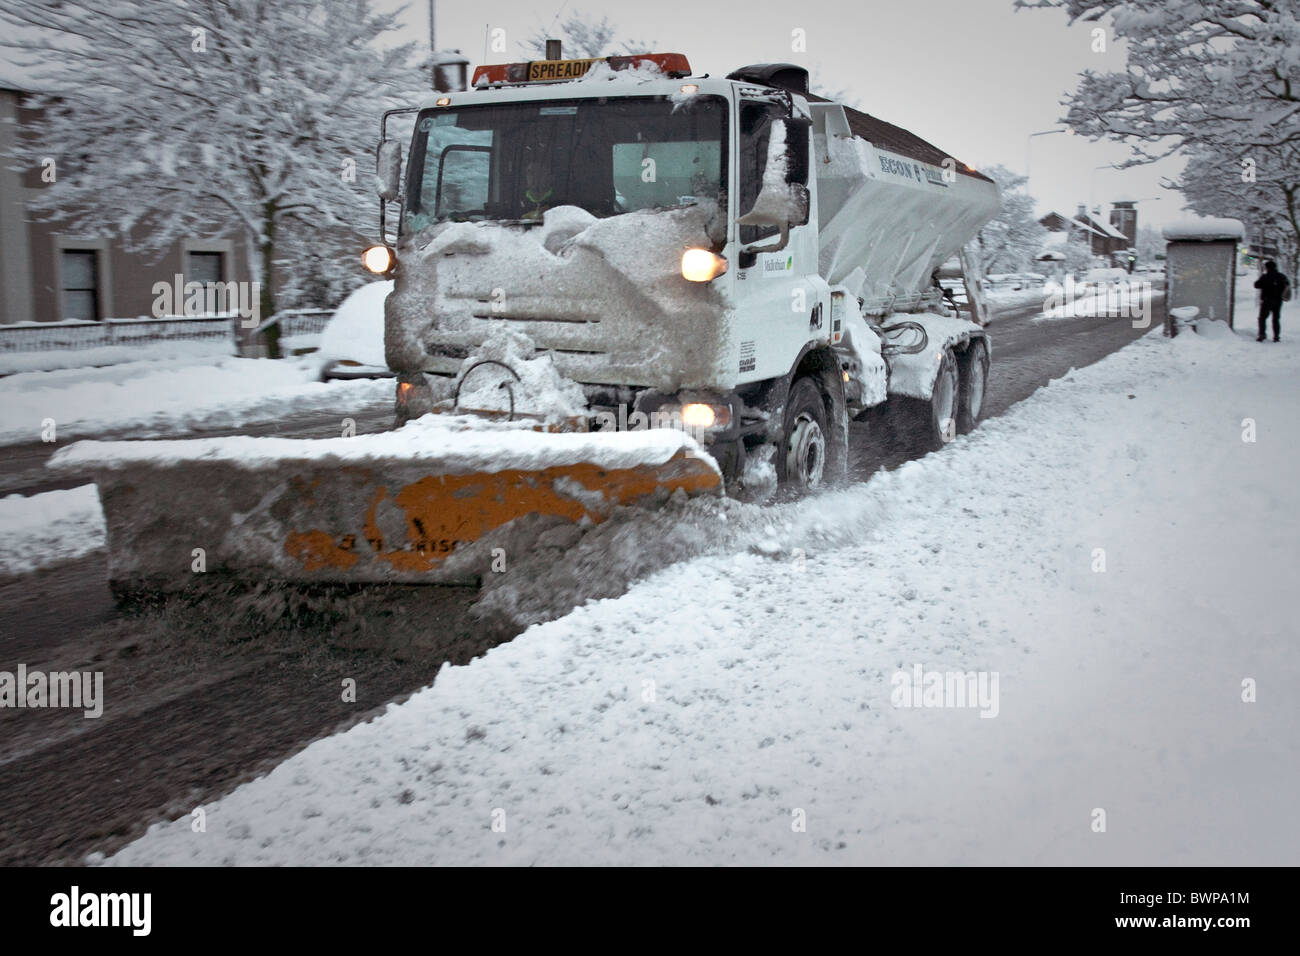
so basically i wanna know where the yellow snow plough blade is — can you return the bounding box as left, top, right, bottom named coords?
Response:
left=50, top=430, right=720, bottom=596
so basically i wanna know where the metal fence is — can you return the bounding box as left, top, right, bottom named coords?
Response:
left=0, top=308, right=335, bottom=354
left=0, top=315, right=234, bottom=353
left=272, top=309, right=334, bottom=340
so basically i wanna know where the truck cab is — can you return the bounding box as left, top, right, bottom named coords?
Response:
left=371, top=54, right=998, bottom=490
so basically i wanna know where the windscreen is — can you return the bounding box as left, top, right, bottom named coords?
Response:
left=403, top=95, right=727, bottom=232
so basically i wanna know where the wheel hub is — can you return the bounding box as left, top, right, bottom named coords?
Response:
left=786, top=414, right=826, bottom=489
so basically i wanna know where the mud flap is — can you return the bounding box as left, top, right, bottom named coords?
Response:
left=959, top=243, right=992, bottom=327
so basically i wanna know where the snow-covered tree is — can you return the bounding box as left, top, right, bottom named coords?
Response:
left=1134, top=224, right=1163, bottom=263
left=522, top=12, right=653, bottom=59
left=1021, top=0, right=1300, bottom=274
left=974, top=165, right=1048, bottom=274
left=1063, top=234, right=1095, bottom=275
left=1, top=0, right=421, bottom=356
left=1177, top=144, right=1299, bottom=277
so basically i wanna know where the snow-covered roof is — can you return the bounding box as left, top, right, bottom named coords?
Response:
left=1069, top=209, right=1126, bottom=240
left=1041, top=211, right=1105, bottom=238
left=1093, top=218, right=1127, bottom=240
left=1162, top=216, right=1245, bottom=241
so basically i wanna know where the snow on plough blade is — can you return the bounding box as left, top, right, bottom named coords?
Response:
left=49, top=423, right=720, bottom=596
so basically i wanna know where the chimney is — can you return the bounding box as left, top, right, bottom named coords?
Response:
left=1110, top=200, right=1136, bottom=246
left=1076, top=203, right=1087, bottom=220
left=545, top=39, right=562, bottom=60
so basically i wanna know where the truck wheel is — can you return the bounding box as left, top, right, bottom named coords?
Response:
left=779, top=377, right=828, bottom=491
left=957, top=339, right=989, bottom=434
left=914, top=348, right=958, bottom=452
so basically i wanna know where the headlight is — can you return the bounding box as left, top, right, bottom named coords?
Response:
left=681, top=248, right=728, bottom=282
left=363, top=245, right=395, bottom=275
left=680, top=402, right=731, bottom=429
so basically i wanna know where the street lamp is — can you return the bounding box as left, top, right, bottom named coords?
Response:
left=1025, top=128, right=1071, bottom=186
left=1088, top=163, right=1122, bottom=212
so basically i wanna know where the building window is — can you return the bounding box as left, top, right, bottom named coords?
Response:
left=187, top=250, right=224, bottom=285
left=61, top=250, right=101, bottom=321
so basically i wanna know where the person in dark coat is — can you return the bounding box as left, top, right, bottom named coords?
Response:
left=1254, top=260, right=1290, bottom=342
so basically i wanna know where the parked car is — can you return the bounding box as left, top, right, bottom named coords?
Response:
left=317, top=280, right=394, bottom=381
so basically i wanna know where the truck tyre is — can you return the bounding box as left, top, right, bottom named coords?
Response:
left=910, top=348, right=958, bottom=453
left=956, top=338, right=989, bottom=434
left=779, top=377, right=828, bottom=491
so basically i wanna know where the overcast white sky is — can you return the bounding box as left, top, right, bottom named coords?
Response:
left=382, top=0, right=1190, bottom=227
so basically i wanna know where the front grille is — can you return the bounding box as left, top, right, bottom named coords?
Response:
left=427, top=344, right=470, bottom=360
left=470, top=311, right=600, bottom=324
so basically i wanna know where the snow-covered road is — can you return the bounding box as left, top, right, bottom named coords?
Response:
left=106, top=319, right=1300, bottom=866
left=0, top=355, right=390, bottom=448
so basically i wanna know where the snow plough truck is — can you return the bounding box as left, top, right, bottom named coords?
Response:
left=52, top=52, right=1000, bottom=596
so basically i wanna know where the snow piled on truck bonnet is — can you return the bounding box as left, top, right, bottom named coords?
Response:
left=385, top=202, right=731, bottom=391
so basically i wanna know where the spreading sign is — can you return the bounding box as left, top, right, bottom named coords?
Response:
left=528, top=58, right=598, bottom=82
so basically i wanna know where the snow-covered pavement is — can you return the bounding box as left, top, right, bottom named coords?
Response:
left=0, top=356, right=390, bottom=447
left=0, top=485, right=104, bottom=577
left=103, top=317, right=1300, bottom=866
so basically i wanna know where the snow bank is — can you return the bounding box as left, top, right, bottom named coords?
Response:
left=109, top=317, right=1300, bottom=866
left=0, top=485, right=105, bottom=576
left=0, top=356, right=391, bottom=446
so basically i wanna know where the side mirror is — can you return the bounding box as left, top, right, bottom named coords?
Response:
left=738, top=121, right=810, bottom=256
left=376, top=140, right=403, bottom=202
